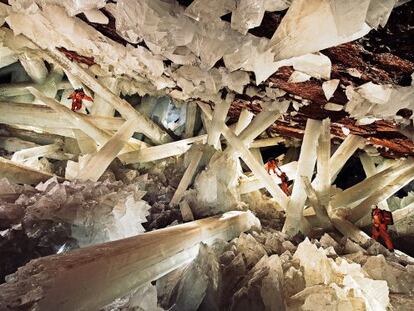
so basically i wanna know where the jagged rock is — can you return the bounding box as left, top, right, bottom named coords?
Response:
left=343, top=238, right=367, bottom=255
left=293, top=238, right=389, bottom=310
left=363, top=255, right=414, bottom=294
left=230, top=254, right=285, bottom=311
left=288, top=284, right=367, bottom=311
left=283, top=265, right=306, bottom=298
left=319, top=233, right=340, bottom=252
left=156, top=267, right=186, bottom=309
left=233, top=233, right=268, bottom=269
left=173, top=243, right=220, bottom=311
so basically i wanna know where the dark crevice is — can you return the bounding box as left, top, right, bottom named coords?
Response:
left=248, top=10, right=287, bottom=39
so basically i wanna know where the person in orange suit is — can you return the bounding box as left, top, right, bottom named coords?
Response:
left=371, top=206, right=394, bottom=252
left=266, top=159, right=278, bottom=175
left=265, top=158, right=291, bottom=196
left=276, top=170, right=291, bottom=196
left=68, top=88, right=93, bottom=112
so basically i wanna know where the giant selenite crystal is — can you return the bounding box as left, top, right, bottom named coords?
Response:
left=0, top=211, right=259, bottom=311
left=283, top=119, right=321, bottom=236
left=270, top=0, right=376, bottom=60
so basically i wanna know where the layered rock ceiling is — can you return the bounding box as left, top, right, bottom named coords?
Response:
left=1, top=1, right=414, bottom=311
left=1, top=0, right=413, bottom=157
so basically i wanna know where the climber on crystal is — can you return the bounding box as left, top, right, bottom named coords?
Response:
left=68, top=88, right=93, bottom=112
left=371, top=206, right=394, bottom=251
left=265, top=158, right=291, bottom=196
left=276, top=170, right=291, bottom=196
left=265, top=158, right=278, bottom=175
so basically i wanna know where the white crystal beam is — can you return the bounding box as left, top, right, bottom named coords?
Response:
left=73, top=130, right=98, bottom=154
left=282, top=119, right=322, bottom=236
left=0, top=137, right=39, bottom=152
left=198, top=102, right=289, bottom=209
left=207, top=100, right=231, bottom=149
left=0, top=156, right=63, bottom=184
left=315, top=118, right=331, bottom=206
left=302, top=176, right=331, bottom=228
left=34, top=67, right=64, bottom=104
left=11, top=143, right=62, bottom=162
left=170, top=149, right=204, bottom=206
left=223, top=110, right=282, bottom=160
left=329, top=134, right=365, bottom=183
left=359, top=152, right=390, bottom=210
left=0, top=211, right=259, bottom=311
left=393, top=202, right=414, bottom=224
left=331, top=158, right=414, bottom=209
left=184, top=102, right=198, bottom=138
left=250, top=137, right=284, bottom=148
left=237, top=110, right=281, bottom=145
left=330, top=215, right=370, bottom=245
left=0, top=102, right=125, bottom=131
left=18, top=53, right=48, bottom=84
left=91, top=77, right=117, bottom=117
left=27, top=88, right=145, bottom=152
left=76, top=119, right=138, bottom=182
left=270, top=0, right=372, bottom=61
left=348, top=165, right=414, bottom=223
left=43, top=47, right=172, bottom=144
left=119, top=135, right=208, bottom=164
left=235, top=109, right=255, bottom=135
left=0, top=81, right=71, bottom=97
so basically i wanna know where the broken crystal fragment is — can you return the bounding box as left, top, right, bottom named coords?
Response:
left=231, top=0, right=266, bottom=35
left=322, top=79, right=339, bottom=100
left=288, top=71, right=311, bottom=83
left=270, top=0, right=371, bottom=61
left=363, top=255, right=414, bottom=295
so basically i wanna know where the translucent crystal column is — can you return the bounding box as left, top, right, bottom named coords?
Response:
left=77, top=119, right=138, bottom=182
left=0, top=156, right=61, bottom=184
left=170, top=149, right=204, bottom=206
left=33, top=67, right=64, bottom=105
left=119, top=135, right=207, bottom=164
left=198, top=102, right=289, bottom=209
left=184, top=102, right=198, bottom=138
left=359, top=152, right=390, bottom=211
left=302, top=176, right=331, bottom=228
left=207, top=100, right=231, bottom=149
left=91, top=77, right=118, bottom=117
left=330, top=215, right=370, bottom=245
left=393, top=202, right=414, bottom=224
left=348, top=165, right=414, bottom=223
left=235, top=109, right=255, bottom=136
left=315, top=118, right=331, bottom=207
left=0, top=211, right=260, bottom=311
left=330, top=134, right=365, bottom=184
left=11, top=143, right=62, bottom=162
left=283, top=119, right=322, bottom=236
left=331, top=158, right=414, bottom=209
left=0, top=81, right=70, bottom=97
left=18, top=53, right=48, bottom=84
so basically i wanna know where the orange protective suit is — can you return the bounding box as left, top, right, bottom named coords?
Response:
left=371, top=207, right=394, bottom=251
left=277, top=171, right=291, bottom=196
left=266, top=159, right=277, bottom=175
left=68, top=89, right=93, bottom=112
